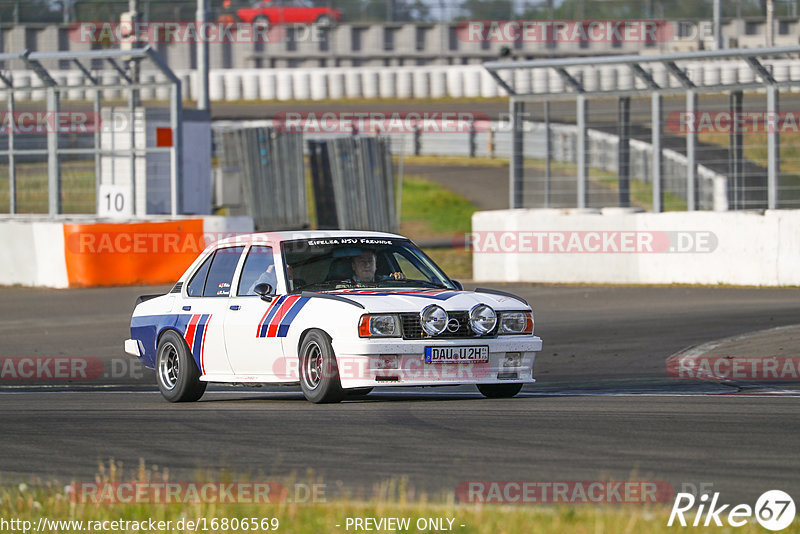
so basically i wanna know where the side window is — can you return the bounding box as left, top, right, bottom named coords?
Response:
left=187, top=254, right=213, bottom=297
left=237, top=246, right=276, bottom=296
left=203, top=246, right=245, bottom=297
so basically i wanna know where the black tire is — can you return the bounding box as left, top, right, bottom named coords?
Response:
left=156, top=330, right=207, bottom=403
left=253, top=15, right=270, bottom=26
left=346, top=387, right=373, bottom=398
left=299, top=330, right=344, bottom=404
left=477, top=383, right=523, bottom=398
left=315, top=14, right=334, bottom=26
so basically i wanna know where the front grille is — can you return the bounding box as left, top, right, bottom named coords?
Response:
left=399, top=311, right=497, bottom=340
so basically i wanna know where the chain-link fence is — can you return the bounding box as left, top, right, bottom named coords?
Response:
left=0, top=47, right=186, bottom=217
left=486, top=47, right=800, bottom=211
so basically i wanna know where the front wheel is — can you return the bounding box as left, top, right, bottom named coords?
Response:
left=156, top=330, right=207, bottom=402
left=299, top=330, right=344, bottom=404
left=477, top=383, right=523, bottom=398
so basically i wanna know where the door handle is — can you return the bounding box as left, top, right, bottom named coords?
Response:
left=229, top=305, right=241, bottom=311
left=182, top=306, right=191, bottom=311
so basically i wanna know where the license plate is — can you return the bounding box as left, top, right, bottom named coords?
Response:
left=425, top=346, right=489, bottom=364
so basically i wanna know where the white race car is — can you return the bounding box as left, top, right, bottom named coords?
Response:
left=125, top=231, right=543, bottom=403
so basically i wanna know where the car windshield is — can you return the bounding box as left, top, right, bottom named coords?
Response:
left=282, top=237, right=457, bottom=292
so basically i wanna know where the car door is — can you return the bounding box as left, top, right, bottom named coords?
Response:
left=181, top=245, right=244, bottom=378
left=223, top=244, right=297, bottom=379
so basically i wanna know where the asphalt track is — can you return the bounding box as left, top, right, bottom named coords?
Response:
left=1, top=284, right=799, bottom=504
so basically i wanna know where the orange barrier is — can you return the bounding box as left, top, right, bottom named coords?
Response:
left=63, top=219, right=206, bottom=287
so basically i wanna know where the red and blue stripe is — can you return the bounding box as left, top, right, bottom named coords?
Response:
left=256, top=296, right=310, bottom=338
left=183, top=313, right=211, bottom=373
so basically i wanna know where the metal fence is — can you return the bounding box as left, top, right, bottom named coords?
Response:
left=485, top=46, right=800, bottom=211
left=0, top=47, right=185, bottom=217
left=308, top=136, right=396, bottom=233
left=215, top=125, right=308, bottom=230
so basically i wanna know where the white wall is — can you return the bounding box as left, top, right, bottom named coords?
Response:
left=0, top=221, right=68, bottom=287
left=0, top=216, right=254, bottom=288
left=472, top=209, right=800, bottom=287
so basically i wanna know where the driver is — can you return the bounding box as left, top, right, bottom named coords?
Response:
left=348, top=249, right=405, bottom=285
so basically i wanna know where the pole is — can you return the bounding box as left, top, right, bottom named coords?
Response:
left=8, top=90, right=15, bottom=214
left=713, top=0, right=723, bottom=50
left=651, top=92, right=663, bottom=213
left=197, top=0, right=210, bottom=111
left=576, top=95, right=587, bottom=209
left=170, top=80, right=184, bottom=215
left=510, top=99, right=525, bottom=208
left=686, top=90, right=697, bottom=211
left=618, top=96, right=630, bottom=207
left=47, top=87, right=61, bottom=215
left=767, top=85, right=779, bottom=208
left=129, top=0, right=140, bottom=107
left=766, top=0, right=775, bottom=47
left=544, top=100, right=551, bottom=208
left=729, top=91, right=744, bottom=209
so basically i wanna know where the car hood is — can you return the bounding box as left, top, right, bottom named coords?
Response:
left=319, top=288, right=529, bottom=313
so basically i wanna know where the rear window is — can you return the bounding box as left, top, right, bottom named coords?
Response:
left=203, top=246, right=245, bottom=297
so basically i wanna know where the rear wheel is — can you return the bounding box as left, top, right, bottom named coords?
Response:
left=477, top=383, right=523, bottom=398
left=315, top=14, right=334, bottom=26
left=299, top=330, right=344, bottom=404
left=156, top=330, right=207, bottom=402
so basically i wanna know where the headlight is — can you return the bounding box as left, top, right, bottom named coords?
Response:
left=420, top=305, right=448, bottom=336
left=469, top=304, right=497, bottom=335
left=499, top=311, right=534, bottom=335
left=358, top=314, right=401, bottom=338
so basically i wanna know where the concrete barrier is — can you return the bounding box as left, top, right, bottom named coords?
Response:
left=0, top=216, right=253, bottom=288
left=1, top=59, right=794, bottom=103
left=472, top=209, right=800, bottom=287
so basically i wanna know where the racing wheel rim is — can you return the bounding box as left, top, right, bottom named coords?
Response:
left=302, top=341, right=323, bottom=390
left=158, top=342, right=180, bottom=391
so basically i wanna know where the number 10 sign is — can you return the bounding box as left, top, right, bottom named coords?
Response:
left=98, top=184, right=133, bottom=218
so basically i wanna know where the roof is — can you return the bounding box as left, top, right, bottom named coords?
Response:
left=214, top=230, right=406, bottom=247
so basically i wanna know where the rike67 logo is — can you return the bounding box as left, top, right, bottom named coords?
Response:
left=668, top=490, right=796, bottom=531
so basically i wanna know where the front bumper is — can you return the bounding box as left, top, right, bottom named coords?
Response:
left=331, top=335, right=542, bottom=388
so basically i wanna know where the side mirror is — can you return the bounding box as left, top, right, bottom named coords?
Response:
left=254, top=283, right=274, bottom=302
left=451, top=280, right=464, bottom=291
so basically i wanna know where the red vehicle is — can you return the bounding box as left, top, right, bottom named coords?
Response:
left=235, top=0, right=341, bottom=26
